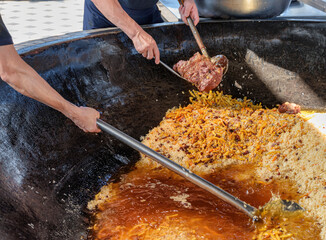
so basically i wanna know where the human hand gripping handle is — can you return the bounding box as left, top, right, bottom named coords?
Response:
left=67, top=105, right=101, bottom=133
left=178, top=0, right=209, bottom=58
left=131, top=29, right=160, bottom=64
left=178, top=0, right=200, bottom=26
left=90, top=0, right=160, bottom=64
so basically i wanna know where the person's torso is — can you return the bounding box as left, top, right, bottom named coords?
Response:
left=118, top=0, right=159, bottom=10
left=0, top=14, right=13, bottom=46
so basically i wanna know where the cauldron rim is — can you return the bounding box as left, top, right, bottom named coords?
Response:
left=16, top=18, right=326, bottom=56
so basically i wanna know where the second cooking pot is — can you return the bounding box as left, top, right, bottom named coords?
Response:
left=195, top=0, right=292, bottom=18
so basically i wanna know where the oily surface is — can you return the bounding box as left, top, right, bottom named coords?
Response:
left=89, top=165, right=302, bottom=240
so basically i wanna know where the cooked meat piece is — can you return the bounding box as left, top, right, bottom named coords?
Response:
left=173, top=52, right=223, bottom=92
left=278, top=102, right=301, bottom=114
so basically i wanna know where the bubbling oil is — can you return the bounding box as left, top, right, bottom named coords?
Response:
left=89, top=164, right=320, bottom=240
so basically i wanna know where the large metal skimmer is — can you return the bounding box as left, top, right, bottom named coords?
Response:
left=158, top=1, right=228, bottom=81
left=178, top=0, right=229, bottom=74
left=97, top=119, right=304, bottom=221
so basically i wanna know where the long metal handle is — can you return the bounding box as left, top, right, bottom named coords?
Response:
left=96, top=119, right=257, bottom=219
left=159, top=60, right=187, bottom=80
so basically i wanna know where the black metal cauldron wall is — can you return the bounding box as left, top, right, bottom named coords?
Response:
left=0, top=20, right=325, bottom=240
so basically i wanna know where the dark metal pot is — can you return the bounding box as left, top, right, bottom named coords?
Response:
left=0, top=20, right=325, bottom=240
left=195, top=0, right=292, bottom=18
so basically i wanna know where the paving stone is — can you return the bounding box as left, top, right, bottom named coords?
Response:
left=0, top=0, right=176, bottom=44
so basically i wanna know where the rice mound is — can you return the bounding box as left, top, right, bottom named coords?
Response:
left=89, top=91, right=326, bottom=239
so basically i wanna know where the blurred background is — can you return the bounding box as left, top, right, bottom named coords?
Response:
left=0, top=0, right=176, bottom=44
left=1, top=0, right=325, bottom=45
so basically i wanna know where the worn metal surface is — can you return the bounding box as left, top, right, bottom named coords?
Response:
left=0, top=20, right=325, bottom=239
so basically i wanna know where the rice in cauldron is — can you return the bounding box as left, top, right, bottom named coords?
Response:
left=88, top=91, right=326, bottom=240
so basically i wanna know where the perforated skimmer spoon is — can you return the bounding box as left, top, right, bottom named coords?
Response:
left=97, top=119, right=304, bottom=221
left=178, top=0, right=229, bottom=75
left=158, top=2, right=228, bottom=82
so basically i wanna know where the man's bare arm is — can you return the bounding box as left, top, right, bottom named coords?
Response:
left=91, top=0, right=160, bottom=64
left=0, top=44, right=100, bottom=133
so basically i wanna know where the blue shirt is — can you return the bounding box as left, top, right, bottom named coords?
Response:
left=119, top=0, right=158, bottom=10
left=0, top=15, right=13, bottom=46
left=83, top=0, right=163, bottom=30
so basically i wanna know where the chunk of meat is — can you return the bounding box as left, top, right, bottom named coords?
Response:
left=173, top=52, right=223, bottom=92
left=278, top=102, right=301, bottom=114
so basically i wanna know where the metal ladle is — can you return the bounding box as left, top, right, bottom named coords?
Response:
left=96, top=119, right=304, bottom=221
left=159, top=59, right=187, bottom=81
left=158, top=1, right=228, bottom=82
left=178, top=0, right=229, bottom=74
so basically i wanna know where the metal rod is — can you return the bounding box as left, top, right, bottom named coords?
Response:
left=159, top=60, right=187, bottom=80
left=97, top=119, right=257, bottom=219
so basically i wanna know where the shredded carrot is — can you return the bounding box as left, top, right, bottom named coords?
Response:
left=149, top=90, right=300, bottom=166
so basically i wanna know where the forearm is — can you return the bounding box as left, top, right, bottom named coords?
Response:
left=91, top=0, right=160, bottom=63
left=0, top=45, right=78, bottom=119
left=91, top=0, right=142, bottom=39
